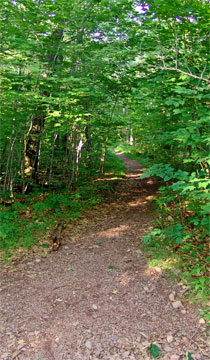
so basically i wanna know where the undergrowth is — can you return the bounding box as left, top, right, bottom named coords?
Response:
left=140, top=163, right=210, bottom=320
left=113, top=144, right=210, bottom=315
left=0, top=150, right=125, bottom=260
left=104, top=149, right=126, bottom=176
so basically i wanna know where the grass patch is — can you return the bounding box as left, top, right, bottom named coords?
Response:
left=142, top=226, right=210, bottom=322
left=0, top=150, right=124, bottom=260
left=0, top=187, right=101, bottom=260
left=104, top=149, right=126, bottom=176
left=140, top=162, right=210, bottom=320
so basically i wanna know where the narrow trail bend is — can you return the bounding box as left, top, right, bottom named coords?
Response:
left=0, top=154, right=209, bottom=360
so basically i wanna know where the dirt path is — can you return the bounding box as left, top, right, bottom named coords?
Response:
left=0, top=155, right=209, bottom=360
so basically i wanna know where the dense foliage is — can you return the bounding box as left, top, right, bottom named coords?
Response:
left=1, top=0, right=136, bottom=197
left=128, top=1, right=210, bottom=263
left=1, top=0, right=209, bottom=195
left=124, top=0, right=210, bottom=306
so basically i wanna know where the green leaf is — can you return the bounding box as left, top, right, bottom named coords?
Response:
left=108, top=265, right=118, bottom=270
left=201, top=203, right=210, bottom=215
left=185, top=351, right=194, bottom=360
left=173, top=108, right=183, bottom=114
left=147, top=343, right=162, bottom=358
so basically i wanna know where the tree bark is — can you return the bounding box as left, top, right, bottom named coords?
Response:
left=24, top=113, right=45, bottom=183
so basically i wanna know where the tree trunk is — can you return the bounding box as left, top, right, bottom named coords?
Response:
left=24, top=113, right=45, bottom=184
left=100, top=135, right=109, bottom=174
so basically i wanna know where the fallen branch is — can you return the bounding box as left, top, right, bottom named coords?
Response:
left=53, top=283, right=74, bottom=290
left=51, top=220, right=66, bottom=251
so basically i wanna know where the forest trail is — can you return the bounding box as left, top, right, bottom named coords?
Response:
left=0, top=155, right=209, bottom=360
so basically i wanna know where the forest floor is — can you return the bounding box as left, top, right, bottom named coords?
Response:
left=0, top=154, right=209, bottom=360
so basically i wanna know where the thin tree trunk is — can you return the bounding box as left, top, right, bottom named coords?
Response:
left=24, top=113, right=45, bottom=186
left=3, top=134, right=16, bottom=200
left=0, top=139, right=9, bottom=175
left=100, top=98, right=119, bottom=173
left=76, top=134, right=84, bottom=179
left=100, top=135, right=109, bottom=174
left=49, top=133, right=58, bottom=184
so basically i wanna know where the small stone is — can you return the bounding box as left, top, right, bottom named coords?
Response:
left=112, top=335, right=118, bottom=341
left=122, top=351, right=130, bottom=357
left=42, top=314, right=49, bottom=320
left=167, top=335, right=174, bottom=343
left=35, top=258, right=41, bottom=263
left=170, top=355, right=180, bottom=360
left=154, top=266, right=162, bottom=274
left=199, top=318, right=205, bottom=325
left=92, top=304, right=98, bottom=310
left=72, top=321, right=79, bottom=326
left=135, top=249, right=142, bottom=255
left=172, top=301, right=182, bottom=309
left=85, top=340, right=92, bottom=350
left=181, top=309, right=186, bottom=314
left=164, top=344, right=173, bottom=352
left=54, top=298, right=62, bottom=303
left=167, top=216, right=174, bottom=221
left=64, top=246, right=69, bottom=249
left=169, top=293, right=175, bottom=302
left=95, top=351, right=101, bottom=357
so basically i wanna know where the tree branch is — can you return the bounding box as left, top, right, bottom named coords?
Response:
left=159, top=66, right=210, bottom=83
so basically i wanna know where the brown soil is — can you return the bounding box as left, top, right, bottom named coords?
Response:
left=0, top=154, right=209, bottom=360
